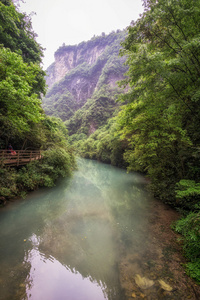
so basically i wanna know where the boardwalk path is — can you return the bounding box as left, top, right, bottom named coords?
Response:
left=0, top=150, right=42, bottom=167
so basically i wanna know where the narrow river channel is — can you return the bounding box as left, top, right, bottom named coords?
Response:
left=0, top=158, right=199, bottom=300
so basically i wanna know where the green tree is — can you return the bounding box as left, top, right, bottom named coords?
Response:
left=0, top=0, right=44, bottom=64
left=0, top=0, right=76, bottom=204
left=118, top=0, right=200, bottom=201
left=116, top=1, right=200, bottom=279
left=0, top=47, right=44, bottom=134
left=0, top=1, right=46, bottom=148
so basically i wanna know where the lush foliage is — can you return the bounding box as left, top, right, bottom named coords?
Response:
left=174, top=211, right=200, bottom=282
left=0, top=146, right=75, bottom=200
left=0, top=0, right=46, bottom=149
left=0, top=113, right=75, bottom=203
left=0, top=1, right=75, bottom=204
left=0, top=47, right=45, bottom=134
left=17, top=147, right=75, bottom=191
left=65, top=86, right=121, bottom=136
left=117, top=0, right=200, bottom=202
left=2, top=0, right=199, bottom=282
left=175, top=180, right=200, bottom=210
left=0, top=0, right=44, bottom=64
left=115, top=0, right=200, bottom=281
left=70, top=118, right=127, bottom=168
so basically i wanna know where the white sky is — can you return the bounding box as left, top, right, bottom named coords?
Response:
left=19, top=0, right=144, bottom=69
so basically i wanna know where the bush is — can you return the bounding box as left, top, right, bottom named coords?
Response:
left=175, top=180, right=200, bottom=210
left=17, top=163, right=43, bottom=191
left=174, top=211, right=200, bottom=282
left=0, top=168, right=18, bottom=200
left=0, top=146, right=75, bottom=204
left=41, top=147, right=74, bottom=180
left=17, top=147, right=75, bottom=191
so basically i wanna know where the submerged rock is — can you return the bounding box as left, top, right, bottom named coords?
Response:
left=134, top=274, right=155, bottom=289
left=158, top=279, right=173, bottom=291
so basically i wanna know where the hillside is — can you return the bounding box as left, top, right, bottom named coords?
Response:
left=42, top=30, right=128, bottom=126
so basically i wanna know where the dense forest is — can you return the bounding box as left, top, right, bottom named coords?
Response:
left=0, top=0, right=75, bottom=202
left=63, top=0, right=200, bottom=282
left=0, top=0, right=200, bottom=284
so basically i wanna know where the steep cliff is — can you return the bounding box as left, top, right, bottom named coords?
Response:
left=42, top=30, right=128, bottom=124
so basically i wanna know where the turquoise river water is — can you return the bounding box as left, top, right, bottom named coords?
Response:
left=0, top=158, right=187, bottom=300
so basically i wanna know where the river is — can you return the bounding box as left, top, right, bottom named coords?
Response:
left=0, top=158, right=199, bottom=300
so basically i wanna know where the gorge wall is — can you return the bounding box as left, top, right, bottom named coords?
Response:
left=42, top=30, right=128, bottom=133
left=46, top=44, right=105, bottom=89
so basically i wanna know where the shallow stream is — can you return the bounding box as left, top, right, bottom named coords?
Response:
left=0, top=158, right=198, bottom=299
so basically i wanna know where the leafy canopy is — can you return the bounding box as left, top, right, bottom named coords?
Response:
left=117, top=0, right=200, bottom=201
left=0, top=46, right=44, bottom=133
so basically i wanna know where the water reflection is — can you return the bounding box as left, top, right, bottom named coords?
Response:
left=25, top=247, right=107, bottom=300
left=0, top=158, right=150, bottom=300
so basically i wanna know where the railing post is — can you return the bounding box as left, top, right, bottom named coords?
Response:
left=0, top=150, right=5, bottom=165
left=17, top=151, right=19, bottom=166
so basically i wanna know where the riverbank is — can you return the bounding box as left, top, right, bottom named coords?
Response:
left=119, top=199, right=200, bottom=299
left=0, top=147, right=75, bottom=206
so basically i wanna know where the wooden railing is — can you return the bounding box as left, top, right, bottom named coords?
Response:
left=0, top=150, right=42, bottom=166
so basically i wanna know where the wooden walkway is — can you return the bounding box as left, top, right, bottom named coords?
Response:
left=0, top=150, right=42, bottom=167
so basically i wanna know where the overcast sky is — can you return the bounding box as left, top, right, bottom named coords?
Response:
left=19, top=0, right=144, bottom=69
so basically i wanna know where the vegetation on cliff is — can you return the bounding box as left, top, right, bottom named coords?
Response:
left=42, top=30, right=128, bottom=122
left=0, top=0, right=75, bottom=203
left=65, top=85, right=123, bottom=136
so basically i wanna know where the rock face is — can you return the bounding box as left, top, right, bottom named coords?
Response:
left=46, top=45, right=106, bottom=89
left=43, top=30, right=128, bottom=122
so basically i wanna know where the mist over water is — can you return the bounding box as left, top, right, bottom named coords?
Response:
left=0, top=158, right=152, bottom=300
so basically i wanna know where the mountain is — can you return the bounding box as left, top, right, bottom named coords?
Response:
left=42, top=30, right=128, bottom=133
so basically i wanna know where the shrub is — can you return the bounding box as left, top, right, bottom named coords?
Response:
left=0, top=167, right=18, bottom=200
left=175, top=180, right=200, bottom=210
left=17, top=147, right=75, bottom=191
left=41, top=147, right=74, bottom=180
left=174, top=211, right=200, bottom=282
left=0, top=146, right=75, bottom=204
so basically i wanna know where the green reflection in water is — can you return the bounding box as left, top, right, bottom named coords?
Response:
left=0, top=158, right=151, bottom=300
